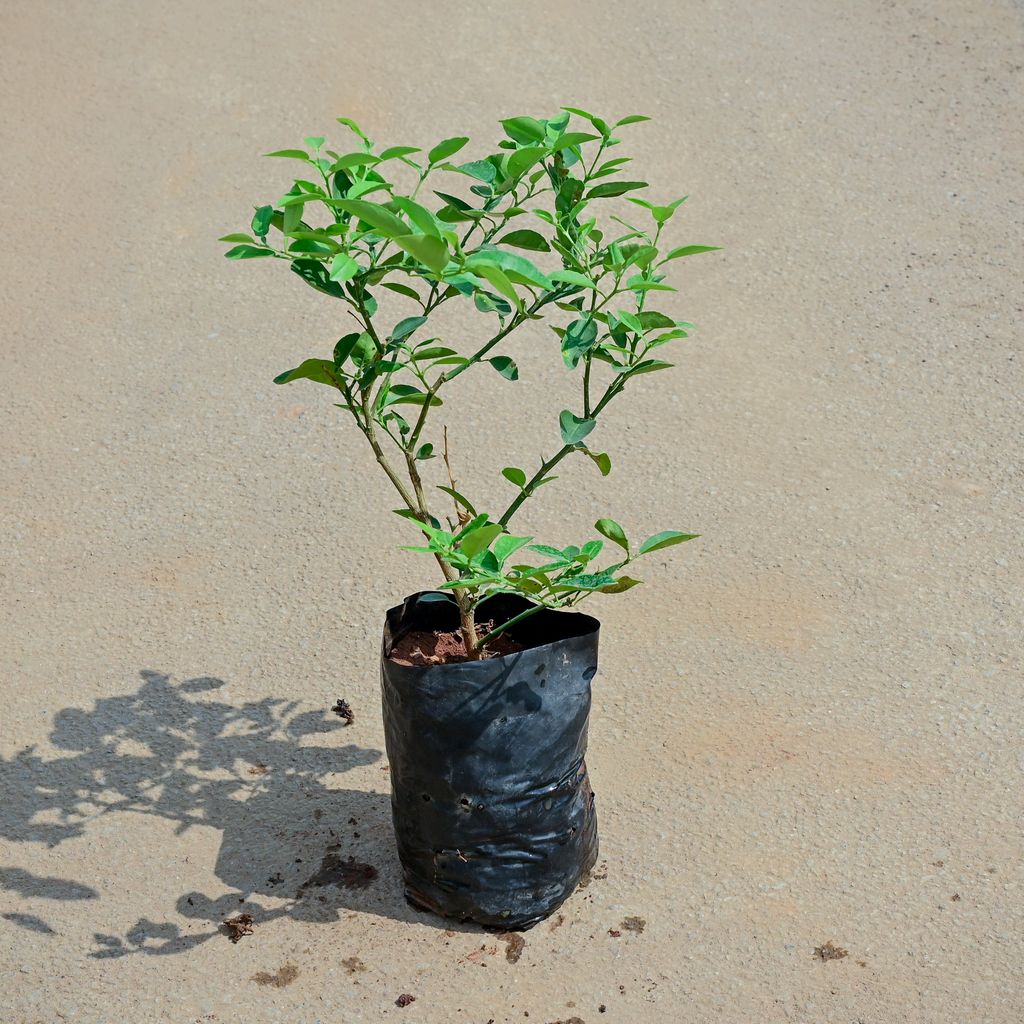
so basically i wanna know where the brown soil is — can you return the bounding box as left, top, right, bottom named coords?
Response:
left=251, top=963, right=299, bottom=988
left=388, top=620, right=522, bottom=667
left=814, top=940, right=849, bottom=961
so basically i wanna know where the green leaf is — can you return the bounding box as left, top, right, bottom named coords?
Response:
left=600, top=575, right=643, bottom=594
left=562, top=316, right=599, bottom=369
left=415, top=443, right=435, bottom=460
left=586, top=180, right=648, bottom=199
left=624, top=359, right=674, bottom=376
left=457, top=159, right=498, bottom=182
left=394, top=233, right=449, bottom=274
left=390, top=315, right=428, bottom=341
left=465, top=250, right=551, bottom=290
left=274, top=359, right=337, bottom=386
left=290, top=259, right=347, bottom=298
left=561, top=106, right=610, bottom=136
left=390, top=196, right=441, bottom=237
left=379, top=145, right=422, bottom=161
left=493, top=534, right=533, bottom=563
left=219, top=233, right=256, bottom=243
left=328, top=253, right=361, bottom=283
left=329, top=152, right=381, bottom=172
left=251, top=205, right=273, bottom=239
left=264, top=149, right=309, bottom=161
left=615, top=114, right=651, bottom=127
left=333, top=332, right=361, bottom=367
left=336, top=116, right=370, bottom=141
left=498, top=229, right=550, bottom=252
left=559, top=410, right=596, bottom=445
left=500, top=116, right=546, bottom=144
left=383, top=384, right=442, bottom=407
left=224, top=244, right=274, bottom=260
left=489, top=356, right=518, bottom=380
left=304, top=135, right=325, bottom=150
left=507, top=145, right=547, bottom=179
left=328, top=199, right=408, bottom=237
left=502, top=467, right=527, bottom=488
left=595, top=518, right=629, bottom=552
left=472, top=264, right=522, bottom=310
left=459, top=523, right=503, bottom=557
left=555, top=572, right=617, bottom=591
left=548, top=269, right=596, bottom=290
left=382, top=281, right=422, bottom=301
left=428, top=136, right=470, bottom=164
left=551, top=131, right=600, bottom=152
left=586, top=450, right=612, bottom=476
left=663, top=244, right=721, bottom=260
left=437, top=485, right=477, bottom=515
left=529, top=544, right=570, bottom=562
left=638, top=530, right=699, bottom=555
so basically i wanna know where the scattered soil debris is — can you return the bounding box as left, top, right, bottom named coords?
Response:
left=546, top=1018, right=585, bottom=1024
left=548, top=913, right=565, bottom=932
left=620, top=916, right=646, bottom=934
left=607, top=929, right=621, bottom=938
left=856, top=960, right=867, bottom=968
left=577, top=870, right=593, bottom=890
left=599, top=1005, right=606, bottom=1013
left=932, top=860, right=944, bottom=868
left=814, top=940, right=849, bottom=961
left=332, top=699, right=355, bottom=724
left=299, top=850, right=378, bottom=892
left=223, top=913, right=254, bottom=943
left=248, top=762, right=268, bottom=776
left=267, top=872, right=283, bottom=887
left=395, top=993, right=416, bottom=1008
left=951, top=893, right=961, bottom=901
left=313, top=808, right=323, bottom=820
left=342, top=956, right=366, bottom=974
left=251, top=963, right=299, bottom=988
left=499, top=931, right=526, bottom=963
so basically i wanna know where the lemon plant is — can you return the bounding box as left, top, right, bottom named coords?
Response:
left=223, top=108, right=717, bottom=659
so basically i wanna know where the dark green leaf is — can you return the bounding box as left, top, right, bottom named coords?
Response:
left=415, top=443, right=435, bottom=460
left=489, top=355, right=518, bottom=380
left=498, top=229, right=550, bottom=252
left=615, top=114, right=650, bottom=127
left=251, top=205, right=273, bottom=239
left=333, top=332, right=361, bottom=367
left=290, top=259, right=347, bottom=298
left=437, top=485, right=477, bottom=515
left=562, top=316, right=599, bottom=368
left=586, top=180, right=648, bottom=199
left=465, top=249, right=551, bottom=289
left=390, top=315, right=428, bottom=341
left=382, top=281, right=423, bottom=301
left=224, top=244, right=274, bottom=260
left=502, top=467, right=527, bottom=488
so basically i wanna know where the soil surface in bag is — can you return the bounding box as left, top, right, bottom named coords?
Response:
left=388, top=618, right=522, bottom=666
left=380, top=592, right=600, bottom=929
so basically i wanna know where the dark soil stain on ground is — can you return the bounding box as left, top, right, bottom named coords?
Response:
left=498, top=931, right=526, bottom=963
left=299, top=849, right=378, bottom=892
left=620, top=916, right=646, bottom=934
left=251, top=963, right=299, bottom=987
left=342, top=956, right=366, bottom=974
left=814, top=940, right=849, bottom=961
left=395, top=993, right=416, bottom=1007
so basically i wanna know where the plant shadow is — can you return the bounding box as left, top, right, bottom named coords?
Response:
left=0, top=669, right=474, bottom=957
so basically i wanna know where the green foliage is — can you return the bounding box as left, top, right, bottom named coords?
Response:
left=223, top=109, right=717, bottom=646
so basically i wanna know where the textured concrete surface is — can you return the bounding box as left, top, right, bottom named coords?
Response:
left=1, top=1, right=1022, bottom=1021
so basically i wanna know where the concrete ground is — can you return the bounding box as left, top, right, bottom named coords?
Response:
left=2, top=1, right=1022, bottom=1021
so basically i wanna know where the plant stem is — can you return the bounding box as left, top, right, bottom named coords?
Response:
left=498, top=444, right=574, bottom=527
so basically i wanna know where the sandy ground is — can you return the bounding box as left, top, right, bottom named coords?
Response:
left=1, top=1, right=1022, bottom=1021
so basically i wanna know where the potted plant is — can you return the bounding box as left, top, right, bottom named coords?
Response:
left=222, top=108, right=717, bottom=929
